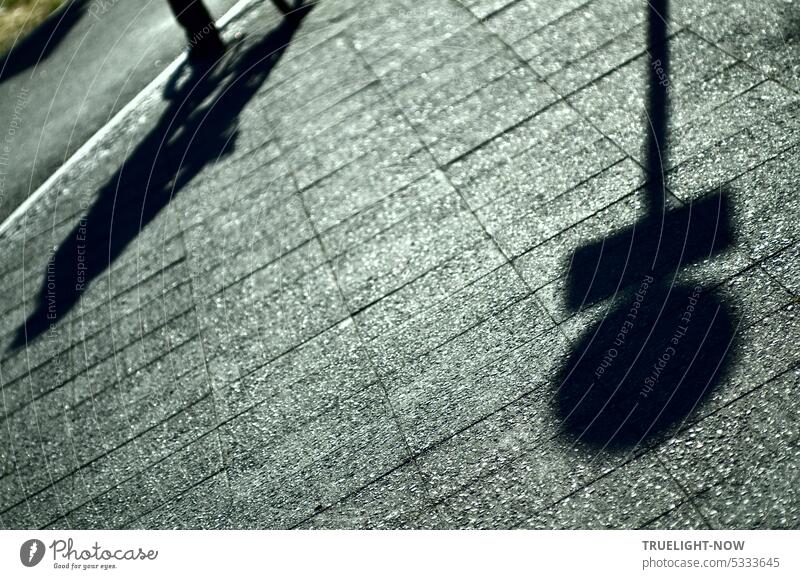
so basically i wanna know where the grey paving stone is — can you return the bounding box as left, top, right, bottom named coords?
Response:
left=373, top=23, right=509, bottom=93
left=513, top=191, right=655, bottom=291
left=2, top=267, right=194, bottom=386
left=296, top=461, right=433, bottom=529
left=2, top=0, right=799, bottom=531
left=422, top=66, right=561, bottom=164
left=261, top=40, right=374, bottom=125
left=353, top=237, right=507, bottom=342
left=185, top=195, right=315, bottom=296
left=460, top=0, right=517, bottom=21
left=567, top=34, right=750, bottom=162
left=214, top=318, right=376, bottom=424
left=1, top=346, right=208, bottom=501
left=1, top=309, right=198, bottom=425
left=532, top=231, right=784, bottom=328
left=521, top=453, right=685, bottom=529
left=350, top=0, right=475, bottom=66
left=414, top=384, right=567, bottom=502
left=388, top=316, right=569, bottom=454
left=445, top=101, right=579, bottom=195
left=483, top=0, right=588, bottom=44
left=223, top=384, right=410, bottom=528
left=481, top=158, right=645, bottom=258
left=201, top=260, right=348, bottom=377
left=517, top=0, right=647, bottom=77
left=711, top=265, right=794, bottom=328
left=320, top=172, right=446, bottom=258
left=277, top=81, right=386, bottom=149
left=192, top=241, right=337, bottom=383
left=2, top=391, right=219, bottom=528
left=48, top=431, right=224, bottom=529
left=180, top=160, right=296, bottom=231
left=459, top=120, right=624, bottom=213
left=291, top=104, right=423, bottom=191
left=302, top=146, right=437, bottom=232
left=703, top=144, right=800, bottom=261
left=363, top=263, right=530, bottom=377
left=430, top=426, right=629, bottom=528
left=394, top=46, right=521, bottom=129
left=642, top=500, right=709, bottom=529
left=331, top=174, right=488, bottom=312
left=690, top=0, right=800, bottom=92
left=133, top=470, right=231, bottom=529
left=657, top=367, right=800, bottom=528
left=692, top=437, right=800, bottom=529
left=678, top=304, right=800, bottom=422
left=759, top=241, right=800, bottom=296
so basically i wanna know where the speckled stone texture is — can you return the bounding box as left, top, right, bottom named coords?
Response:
left=1, top=0, right=799, bottom=529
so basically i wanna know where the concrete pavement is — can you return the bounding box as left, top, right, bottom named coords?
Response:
left=0, top=0, right=799, bottom=529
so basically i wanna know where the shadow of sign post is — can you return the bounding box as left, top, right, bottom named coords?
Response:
left=553, top=0, right=738, bottom=450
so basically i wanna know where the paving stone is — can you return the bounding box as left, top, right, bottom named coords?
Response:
left=483, top=0, right=588, bottom=44
left=388, top=319, right=569, bottom=454
left=292, top=104, right=423, bottom=190
left=133, top=471, right=231, bottom=529
left=521, top=453, right=685, bottom=529
left=394, top=46, right=522, bottom=130
left=517, top=0, right=647, bottom=79
left=2, top=0, right=798, bottom=530
left=430, top=427, right=629, bottom=528
left=481, top=158, right=645, bottom=258
left=223, top=384, right=410, bottom=528
left=331, top=174, right=488, bottom=312
left=445, top=101, right=579, bottom=196
left=567, top=34, right=751, bottom=162
left=460, top=0, right=517, bottom=21
left=302, top=146, right=437, bottom=232
left=363, top=263, right=530, bottom=376
left=202, top=260, right=348, bottom=377
left=759, top=241, right=800, bottom=296
left=350, top=0, right=475, bottom=66
left=2, top=393, right=219, bottom=527
left=48, top=431, right=224, bottom=529
left=214, top=318, right=376, bottom=424
left=296, top=461, right=433, bottom=529
left=690, top=0, right=800, bottom=93
left=373, top=23, right=509, bottom=93
left=657, top=367, right=800, bottom=529
left=642, top=500, right=709, bottom=529
left=423, top=66, right=561, bottom=164
left=692, top=437, right=800, bottom=529
left=462, top=122, right=624, bottom=215
left=354, top=237, right=507, bottom=341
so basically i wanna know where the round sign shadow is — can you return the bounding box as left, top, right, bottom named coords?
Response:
left=554, top=279, right=736, bottom=449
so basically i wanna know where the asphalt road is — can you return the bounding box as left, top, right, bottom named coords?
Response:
left=0, top=0, right=239, bottom=224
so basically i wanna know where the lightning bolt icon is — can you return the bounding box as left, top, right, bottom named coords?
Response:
left=28, top=542, right=38, bottom=563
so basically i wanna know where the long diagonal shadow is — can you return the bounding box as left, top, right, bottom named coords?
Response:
left=11, top=5, right=313, bottom=350
left=552, top=0, right=738, bottom=449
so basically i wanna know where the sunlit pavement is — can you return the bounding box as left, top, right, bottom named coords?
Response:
left=0, top=0, right=798, bottom=529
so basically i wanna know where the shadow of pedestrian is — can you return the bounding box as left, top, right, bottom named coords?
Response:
left=551, top=0, right=738, bottom=450
left=10, top=4, right=313, bottom=350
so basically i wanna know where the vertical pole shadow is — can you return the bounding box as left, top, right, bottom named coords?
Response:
left=552, top=0, right=738, bottom=450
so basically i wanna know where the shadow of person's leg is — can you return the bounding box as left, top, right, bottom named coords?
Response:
left=166, top=0, right=225, bottom=61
